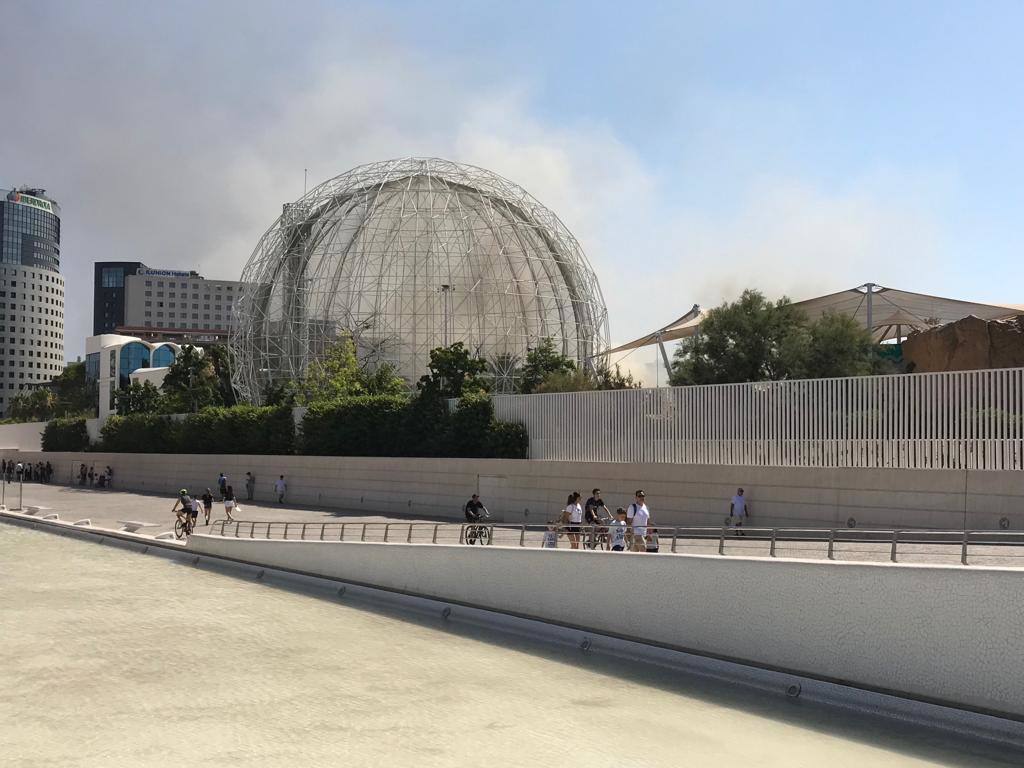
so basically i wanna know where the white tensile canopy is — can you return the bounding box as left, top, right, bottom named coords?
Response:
left=607, top=283, right=1024, bottom=356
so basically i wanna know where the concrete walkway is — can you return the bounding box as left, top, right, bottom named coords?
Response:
left=7, top=480, right=1024, bottom=567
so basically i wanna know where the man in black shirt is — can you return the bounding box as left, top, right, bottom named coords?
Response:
left=584, top=488, right=610, bottom=549
left=464, top=494, right=486, bottom=522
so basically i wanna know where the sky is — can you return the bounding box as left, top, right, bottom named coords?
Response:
left=2, top=1, right=1023, bottom=384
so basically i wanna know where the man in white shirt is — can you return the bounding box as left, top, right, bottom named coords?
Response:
left=628, top=490, right=650, bottom=552
left=728, top=487, right=750, bottom=536
left=274, top=475, right=287, bottom=504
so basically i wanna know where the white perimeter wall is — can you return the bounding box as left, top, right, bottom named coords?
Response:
left=0, top=421, right=46, bottom=451
left=17, top=451, right=1024, bottom=530
left=190, top=534, right=1024, bottom=719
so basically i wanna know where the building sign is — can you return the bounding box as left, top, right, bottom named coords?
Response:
left=138, top=268, right=194, bottom=278
left=7, top=192, right=54, bottom=214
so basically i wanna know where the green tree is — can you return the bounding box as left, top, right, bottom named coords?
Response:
left=7, top=388, right=57, bottom=422
left=416, top=342, right=488, bottom=399
left=594, top=363, right=641, bottom=390
left=534, top=368, right=595, bottom=394
left=161, top=345, right=220, bottom=412
left=112, top=380, right=165, bottom=415
left=204, top=345, right=238, bottom=407
left=519, top=337, right=576, bottom=394
left=301, top=336, right=365, bottom=403
left=50, top=361, right=98, bottom=416
left=670, top=290, right=884, bottom=385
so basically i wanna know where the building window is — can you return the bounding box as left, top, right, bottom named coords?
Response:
left=101, top=267, right=124, bottom=288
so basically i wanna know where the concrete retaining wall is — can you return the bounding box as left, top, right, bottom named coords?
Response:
left=11, top=450, right=1024, bottom=530
left=189, top=533, right=1024, bottom=719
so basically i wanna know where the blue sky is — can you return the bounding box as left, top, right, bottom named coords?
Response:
left=2, top=1, right=1022, bottom=379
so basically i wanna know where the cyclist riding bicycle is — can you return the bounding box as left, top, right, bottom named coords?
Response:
left=464, top=494, right=490, bottom=544
left=172, top=488, right=198, bottom=537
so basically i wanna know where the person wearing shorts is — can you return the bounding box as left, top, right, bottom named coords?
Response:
left=201, top=488, right=214, bottom=525
left=629, top=490, right=651, bottom=552
left=563, top=491, right=583, bottom=549
left=608, top=508, right=628, bottom=551
left=223, top=485, right=237, bottom=522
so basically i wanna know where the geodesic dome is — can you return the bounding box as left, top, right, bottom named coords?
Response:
left=230, top=157, right=609, bottom=402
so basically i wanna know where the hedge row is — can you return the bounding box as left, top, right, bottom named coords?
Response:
left=299, top=392, right=528, bottom=458
left=45, top=396, right=528, bottom=460
left=97, top=406, right=295, bottom=454
left=41, top=417, right=90, bottom=452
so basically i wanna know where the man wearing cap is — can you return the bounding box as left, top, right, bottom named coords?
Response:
left=627, top=490, right=651, bottom=552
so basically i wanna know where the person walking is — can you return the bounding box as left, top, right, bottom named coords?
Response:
left=274, top=475, right=287, bottom=504
left=217, top=472, right=228, bottom=499
left=245, top=471, right=255, bottom=501
left=201, top=488, right=214, bottom=525
left=223, top=485, right=238, bottom=522
left=87, top=465, right=95, bottom=486
left=607, top=508, right=629, bottom=551
left=728, top=488, right=750, bottom=536
left=628, top=490, right=651, bottom=552
left=104, top=466, right=113, bottom=488
left=563, top=491, right=583, bottom=550
left=584, top=488, right=609, bottom=550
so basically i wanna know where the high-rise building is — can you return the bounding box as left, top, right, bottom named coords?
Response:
left=0, top=187, right=65, bottom=412
left=93, top=261, right=147, bottom=335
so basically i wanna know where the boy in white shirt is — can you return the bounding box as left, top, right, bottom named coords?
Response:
left=541, top=521, right=559, bottom=548
left=607, top=508, right=628, bottom=551
left=728, top=487, right=750, bottom=536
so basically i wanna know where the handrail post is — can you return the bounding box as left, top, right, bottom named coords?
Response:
left=769, top=528, right=776, bottom=557
left=301, top=522, right=307, bottom=540
left=320, top=524, right=325, bottom=541
left=827, top=529, right=835, bottom=560
left=234, top=522, right=239, bottom=538
left=671, top=527, right=677, bottom=553
left=890, top=529, right=899, bottom=562
left=265, top=522, right=271, bottom=539
left=961, top=530, right=969, bottom=565
left=718, top=527, right=726, bottom=555
left=360, top=524, right=366, bottom=542
left=459, top=525, right=465, bottom=545
left=407, top=523, right=413, bottom=543
left=432, top=523, right=439, bottom=544
left=520, top=524, right=526, bottom=547
left=340, top=523, right=345, bottom=541
left=383, top=523, right=390, bottom=542
left=250, top=521, right=255, bottom=539
left=488, top=524, right=494, bottom=545
left=284, top=522, right=290, bottom=540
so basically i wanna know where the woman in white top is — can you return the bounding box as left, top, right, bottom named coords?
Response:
left=563, top=491, right=583, bottom=550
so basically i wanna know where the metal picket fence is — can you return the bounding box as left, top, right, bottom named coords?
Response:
left=488, top=368, right=1024, bottom=470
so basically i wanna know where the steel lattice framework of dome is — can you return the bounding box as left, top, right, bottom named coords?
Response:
left=230, top=157, right=610, bottom=402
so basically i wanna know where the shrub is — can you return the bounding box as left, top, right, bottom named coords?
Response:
left=99, top=414, right=183, bottom=453
left=447, top=390, right=494, bottom=457
left=182, top=405, right=294, bottom=454
left=300, top=395, right=408, bottom=456
left=487, top=421, right=529, bottom=458
left=41, top=417, right=89, bottom=452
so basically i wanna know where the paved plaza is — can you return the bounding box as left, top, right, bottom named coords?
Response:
left=7, top=480, right=1024, bottom=567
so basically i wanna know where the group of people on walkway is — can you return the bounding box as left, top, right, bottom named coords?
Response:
left=172, top=471, right=290, bottom=532
left=465, top=486, right=754, bottom=552
left=1, top=459, right=53, bottom=483
left=78, top=464, right=113, bottom=487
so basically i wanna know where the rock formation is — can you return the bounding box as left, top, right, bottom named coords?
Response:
left=901, top=314, right=1024, bottom=372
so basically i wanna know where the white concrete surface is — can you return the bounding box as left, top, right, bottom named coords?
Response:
left=0, top=420, right=46, bottom=451
left=190, top=533, right=1024, bottom=720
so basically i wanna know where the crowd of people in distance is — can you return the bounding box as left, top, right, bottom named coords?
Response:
left=465, top=486, right=754, bottom=552
left=1, top=458, right=55, bottom=484
left=77, top=463, right=114, bottom=487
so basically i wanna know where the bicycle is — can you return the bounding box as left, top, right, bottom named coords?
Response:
left=465, top=510, right=491, bottom=545
left=174, top=510, right=194, bottom=539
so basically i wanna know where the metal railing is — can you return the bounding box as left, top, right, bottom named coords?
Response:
left=488, top=368, right=1024, bottom=470
left=207, top=519, right=1024, bottom=565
